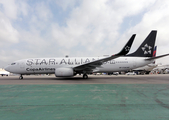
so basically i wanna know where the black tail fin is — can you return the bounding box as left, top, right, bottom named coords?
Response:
left=127, top=30, right=157, bottom=57
left=116, top=34, right=136, bottom=56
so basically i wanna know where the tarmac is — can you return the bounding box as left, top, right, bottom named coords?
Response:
left=0, top=74, right=169, bottom=120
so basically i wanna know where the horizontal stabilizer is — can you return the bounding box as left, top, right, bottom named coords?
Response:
left=145, top=53, right=169, bottom=60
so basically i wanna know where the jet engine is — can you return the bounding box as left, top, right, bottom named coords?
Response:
left=55, top=68, right=74, bottom=77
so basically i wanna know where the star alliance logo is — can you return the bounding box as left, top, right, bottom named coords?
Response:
left=125, top=46, right=130, bottom=52
left=142, top=44, right=152, bottom=54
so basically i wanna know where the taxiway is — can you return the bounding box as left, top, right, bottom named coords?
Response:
left=1, top=74, right=169, bottom=120
left=0, top=74, right=169, bottom=85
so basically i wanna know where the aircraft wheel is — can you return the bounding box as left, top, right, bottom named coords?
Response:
left=19, top=75, right=23, bottom=80
left=83, top=74, right=88, bottom=79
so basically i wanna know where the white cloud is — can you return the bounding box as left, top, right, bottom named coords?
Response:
left=52, top=0, right=120, bottom=52
left=0, top=12, right=19, bottom=45
left=0, top=0, right=18, bottom=20
left=125, top=0, right=169, bottom=49
left=123, top=0, right=169, bottom=64
left=111, top=0, right=155, bottom=16
left=35, top=2, right=53, bottom=22
left=20, top=29, right=50, bottom=52
left=1, top=0, right=169, bottom=67
left=17, top=1, right=29, bottom=17
left=51, top=0, right=158, bottom=55
left=55, top=0, right=79, bottom=11
left=0, top=0, right=29, bottom=47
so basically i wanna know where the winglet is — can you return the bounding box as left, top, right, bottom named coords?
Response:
left=115, top=34, right=136, bottom=56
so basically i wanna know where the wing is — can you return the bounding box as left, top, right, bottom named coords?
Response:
left=73, top=34, right=136, bottom=72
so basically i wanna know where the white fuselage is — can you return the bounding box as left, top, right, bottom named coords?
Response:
left=133, top=64, right=157, bottom=71
left=5, top=56, right=153, bottom=75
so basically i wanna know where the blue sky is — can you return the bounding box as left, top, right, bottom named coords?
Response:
left=0, top=0, right=169, bottom=68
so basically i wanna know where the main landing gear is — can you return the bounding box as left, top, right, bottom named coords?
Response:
left=19, top=75, right=23, bottom=80
left=83, top=74, right=88, bottom=79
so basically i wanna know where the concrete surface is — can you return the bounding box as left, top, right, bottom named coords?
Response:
left=0, top=74, right=169, bottom=120
left=0, top=74, right=169, bottom=85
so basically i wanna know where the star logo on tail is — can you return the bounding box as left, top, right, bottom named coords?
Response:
left=125, top=46, right=130, bottom=52
left=142, top=44, right=152, bottom=54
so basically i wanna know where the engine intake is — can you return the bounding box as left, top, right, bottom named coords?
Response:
left=55, top=68, right=74, bottom=77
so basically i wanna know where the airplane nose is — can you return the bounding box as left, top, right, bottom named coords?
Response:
left=5, top=65, right=10, bottom=71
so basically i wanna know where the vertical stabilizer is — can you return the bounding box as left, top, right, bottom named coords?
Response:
left=127, top=30, right=157, bottom=57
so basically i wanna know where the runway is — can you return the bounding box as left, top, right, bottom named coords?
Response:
left=0, top=74, right=169, bottom=85
left=1, top=74, right=169, bottom=120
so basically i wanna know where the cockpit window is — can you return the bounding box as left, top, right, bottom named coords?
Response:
left=11, top=63, right=16, bottom=65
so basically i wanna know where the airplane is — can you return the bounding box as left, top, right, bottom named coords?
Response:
left=0, top=68, right=10, bottom=76
left=153, top=64, right=169, bottom=74
left=5, top=33, right=135, bottom=79
left=5, top=30, right=169, bottom=79
left=132, top=46, right=158, bottom=74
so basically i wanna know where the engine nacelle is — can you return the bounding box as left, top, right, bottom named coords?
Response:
left=55, top=68, right=74, bottom=77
